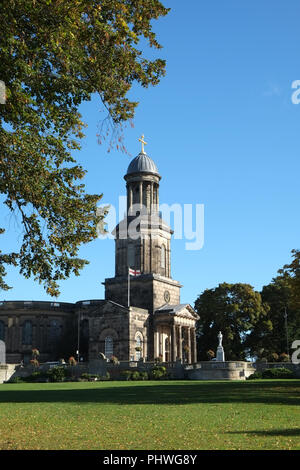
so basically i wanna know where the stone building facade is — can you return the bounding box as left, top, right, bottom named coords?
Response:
left=0, top=142, right=199, bottom=364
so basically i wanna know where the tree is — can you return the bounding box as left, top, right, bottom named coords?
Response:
left=194, top=283, right=270, bottom=361
left=278, top=249, right=300, bottom=309
left=0, top=0, right=169, bottom=295
left=247, top=275, right=300, bottom=359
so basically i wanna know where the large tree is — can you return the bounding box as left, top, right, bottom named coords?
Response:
left=194, top=283, right=270, bottom=361
left=0, top=0, right=169, bottom=296
left=278, top=249, right=300, bottom=309
left=247, top=274, right=300, bottom=360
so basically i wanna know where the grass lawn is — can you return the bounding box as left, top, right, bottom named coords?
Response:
left=0, top=379, right=299, bottom=450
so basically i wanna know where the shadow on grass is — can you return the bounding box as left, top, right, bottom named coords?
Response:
left=227, top=428, right=300, bottom=437
left=0, top=380, right=299, bottom=406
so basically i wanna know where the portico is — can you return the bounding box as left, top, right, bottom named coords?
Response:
left=154, top=304, right=199, bottom=363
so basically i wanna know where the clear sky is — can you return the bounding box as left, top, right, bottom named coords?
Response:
left=1, top=0, right=300, bottom=305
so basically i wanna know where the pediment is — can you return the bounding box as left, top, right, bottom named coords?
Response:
left=155, top=303, right=199, bottom=321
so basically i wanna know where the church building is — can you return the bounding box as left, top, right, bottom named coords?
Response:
left=0, top=137, right=199, bottom=364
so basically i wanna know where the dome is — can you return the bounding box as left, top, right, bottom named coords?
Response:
left=126, top=152, right=160, bottom=176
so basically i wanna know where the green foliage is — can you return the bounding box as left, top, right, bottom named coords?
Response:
left=246, top=371, right=263, bottom=380
left=120, top=370, right=148, bottom=381
left=261, top=368, right=294, bottom=379
left=248, top=274, right=300, bottom=359
left=5, top=376, right=25, bottom=384
left=46, top=366, right=66, bottom=382
left=80, top=373, right=109, bottom=381
left=248, top=368, right=294, bottom=380
left=120, top=370, right=133, bottom=380
left=0, top=0, right=169, bottom=295
left=278, top=249, right=300, bottom=309
left=131, top=371, right=140, bottom=381
left=195, top=283, right=270, bottom=361
left=150, top=365, right=167, bottom=380
left=139, top=371, right=149, bottom=381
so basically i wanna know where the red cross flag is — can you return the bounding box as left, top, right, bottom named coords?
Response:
left=129, top=268, right=141, bottom=276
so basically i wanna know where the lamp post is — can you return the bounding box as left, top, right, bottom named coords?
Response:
left=283, top=306, right=290, bottom=361
left=77, top=307, right=81, bottom=363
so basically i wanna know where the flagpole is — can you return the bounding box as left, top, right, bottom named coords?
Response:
left=128, top=267, right=130, bottom=308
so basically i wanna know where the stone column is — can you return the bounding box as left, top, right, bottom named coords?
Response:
left=187, top=327, right=192, bottom=364
left=192, top=328, right=197, bottom=363
left=128, top=186, right=133, bottom=214
left=139, top=182, right=143, bottom=209
left=150, top=183, right=153, bottom=214
left=171, top=323, right=177, bottom=362
left=178, top=325, right=182, bottom=361
left=154, top=330, right=159, bottom=359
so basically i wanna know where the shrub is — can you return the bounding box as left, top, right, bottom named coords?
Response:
left=31, top=348, right=40, bottom=358
left=81, top=373, right=98, bottom=381
left=139, top=371, right=149, bottom=381
left=267, top=353, right=279, bottom=363
left=47, top=366, right=66, bottom=382
left=6, top=376, right=25, bottom=384
left=110, top=355, right=119, bottom=365
left=279, top=353, right=290, bottom=363
left=30, top=359, right=39, bottom=368
left=131, top=371, right=140, bottom=381
left=154, top=355, right=163, bottom=363
left=206, top=349, right=215, bottom=360
left=246, top=371, right=263, bottom=380
left=262, top=368, right=293, bottom=379
left=150, top=365, right=167, bottom=380
left=120, top=370, right=132, bottom=381
left=68, top=356, right=77, bottom=366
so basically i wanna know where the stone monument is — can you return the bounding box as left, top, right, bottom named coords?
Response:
left=216, top=331, right=225, bottom=362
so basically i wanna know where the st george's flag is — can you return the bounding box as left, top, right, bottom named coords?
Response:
left=129, top=268, right=141, bottom=276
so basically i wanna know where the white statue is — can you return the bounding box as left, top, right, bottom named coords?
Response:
left=218, top=331, right=223, bottom=348
left=216, top=331, right=225, bottom=362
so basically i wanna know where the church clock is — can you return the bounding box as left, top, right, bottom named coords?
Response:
left=164, top=290, right=170, bottom=303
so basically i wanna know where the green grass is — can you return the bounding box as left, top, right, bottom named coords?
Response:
left=0, top=379, right=299, bottom=450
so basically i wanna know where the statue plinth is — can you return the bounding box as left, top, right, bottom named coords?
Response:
left=216, top=331, right=225, bottom=362
left=216, top=346, right=225, bottom=362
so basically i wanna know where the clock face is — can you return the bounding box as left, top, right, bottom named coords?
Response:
left=164, top=290, right=170, bottom=303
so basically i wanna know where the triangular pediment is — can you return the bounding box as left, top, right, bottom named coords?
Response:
left=155, top=303, right=199, bottom=321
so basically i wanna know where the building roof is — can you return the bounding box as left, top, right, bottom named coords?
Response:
left=126, top=151, right=160, bottom=176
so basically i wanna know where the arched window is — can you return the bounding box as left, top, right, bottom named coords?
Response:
left=49, top=320, right=61, bottom=346
left=105, top=336, right=113, bottom=358
left=135, top=333, right=143, bottom=361
left=0, top=321, right=5, bottom=341
left=22, top=320, right=33, bottom=345
left=161, top=245, right=166, bottom=269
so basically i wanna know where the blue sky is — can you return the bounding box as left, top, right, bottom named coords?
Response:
left=1, top=0, right=300, bottom=305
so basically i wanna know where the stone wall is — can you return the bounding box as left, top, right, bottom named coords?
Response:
left=0, top=301, right=75, bottom=364
left=254, top=362, right=300, bottom=377
left=185, top=361, right=256, bottom=381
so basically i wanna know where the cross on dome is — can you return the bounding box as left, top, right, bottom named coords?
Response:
left=138, top=134, right=147, bottom=153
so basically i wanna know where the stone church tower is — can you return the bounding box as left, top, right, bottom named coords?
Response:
left=0, top=137, right=199, bottom=365
left=102, top=136, right=199, bottom=362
